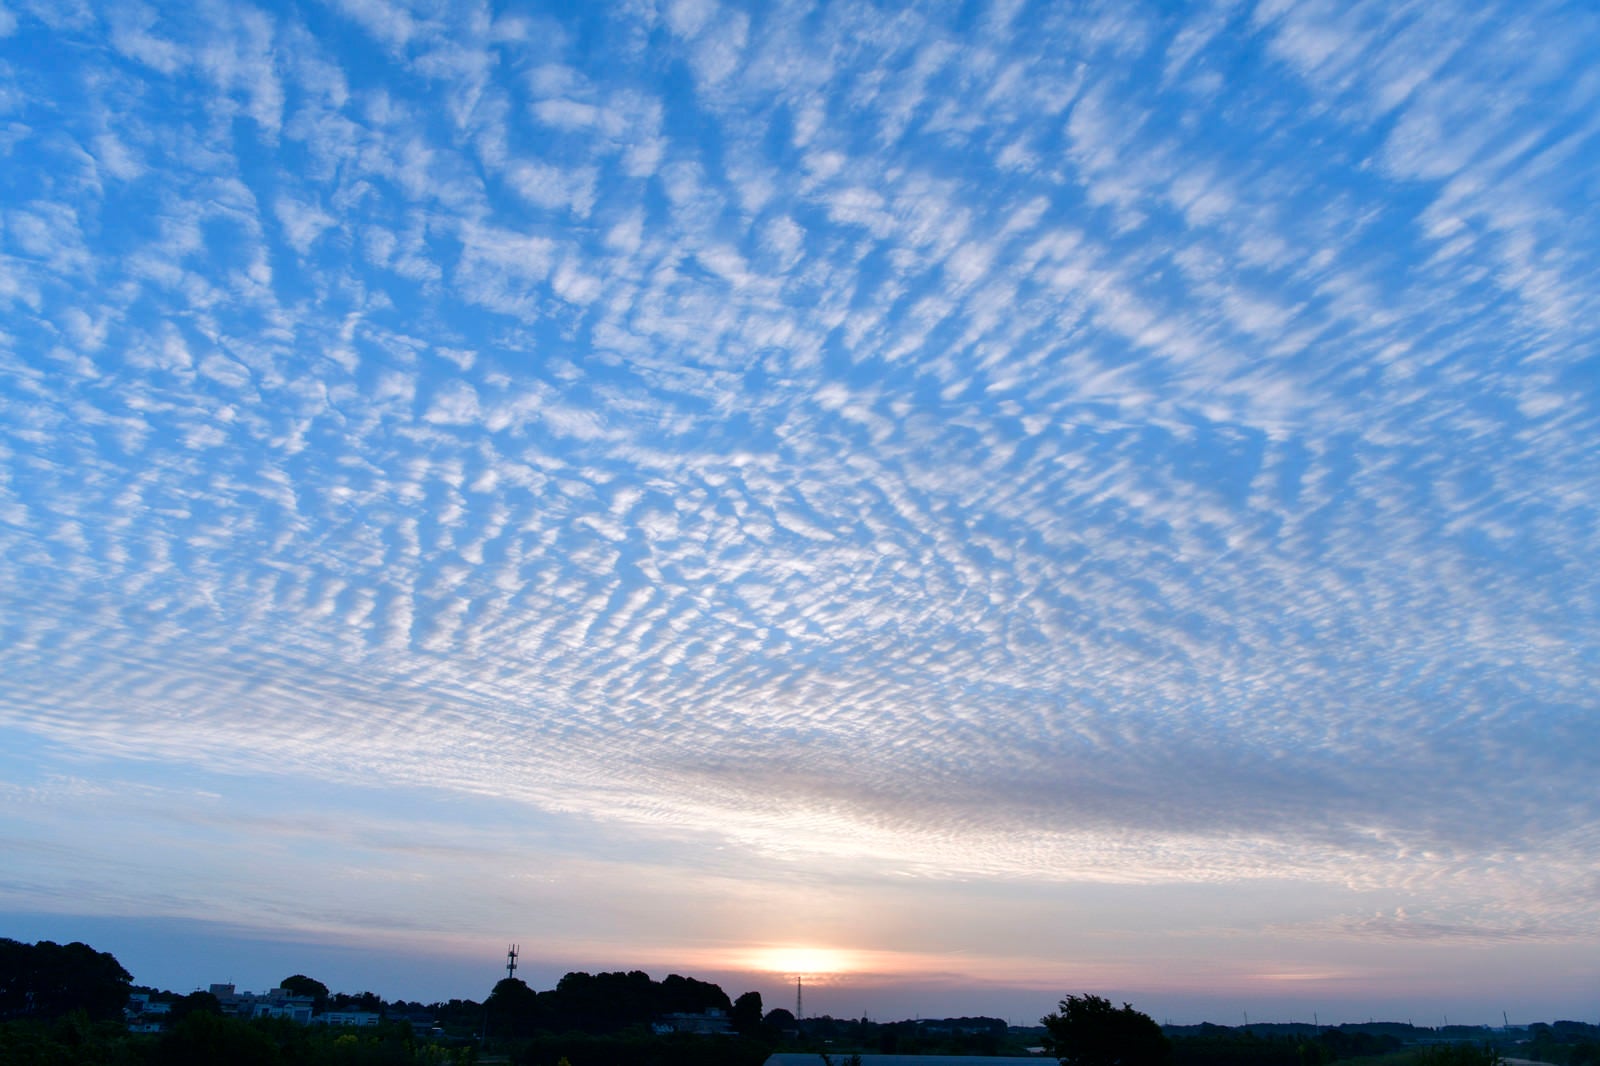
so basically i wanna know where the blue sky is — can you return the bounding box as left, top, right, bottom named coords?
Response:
left=1, top=0, right=1597, bottom=1026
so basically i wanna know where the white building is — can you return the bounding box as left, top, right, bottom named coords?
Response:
left=125, top=992, right=173, bottom=1033
left=208, top=984, right=315, bottom=1024
left=654, top=1008, right=735, bottom=1035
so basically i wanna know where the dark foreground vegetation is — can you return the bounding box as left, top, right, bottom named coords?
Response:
left=1038, top=994, right=1600, bottom=1066
left=1, top=937, right=782, bottom=1066
left=5, top=938, right=1595, bottom=1066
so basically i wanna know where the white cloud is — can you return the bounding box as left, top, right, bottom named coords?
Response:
left=274, top=196, right=337, bottom=254
left=106, top=3, right=185, bottom=73
left=665, top=0, right=716, bottom=39
left=506, top=160, right=598, bottom=216
left=423, top=380, right=482, bottom=425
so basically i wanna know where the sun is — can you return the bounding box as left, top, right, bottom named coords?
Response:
left=742, top=945, right=859, bottom=976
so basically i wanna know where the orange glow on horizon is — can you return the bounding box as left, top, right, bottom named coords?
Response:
left=740, top=945, right=861, bottom=976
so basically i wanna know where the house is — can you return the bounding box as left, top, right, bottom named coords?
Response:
left=125, top=993, right=172, bottom=1033
left=654, top=1008, right=735, bottom=1035
left=207, top=984, right=315, bottom=1024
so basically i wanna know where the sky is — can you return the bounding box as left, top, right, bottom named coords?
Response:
left=1, top=0, right=1597, bottom=1028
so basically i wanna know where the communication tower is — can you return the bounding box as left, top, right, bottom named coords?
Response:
left=506, top=944, right=519, bottom=980
left=796, top=975, right=803, bottom=1021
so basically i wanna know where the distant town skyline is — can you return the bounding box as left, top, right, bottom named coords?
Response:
left=5, top=912, right=1592, bottom=1029
left=2, top=0, right=1597, bottom=1030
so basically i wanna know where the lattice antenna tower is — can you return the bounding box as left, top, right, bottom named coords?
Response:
left=796, top=975, right=803, bottom=1021
left=506, top=944, right=519, bottom=980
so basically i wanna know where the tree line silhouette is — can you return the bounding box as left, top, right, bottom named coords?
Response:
left=4, top=938, right=1591, bottom=1066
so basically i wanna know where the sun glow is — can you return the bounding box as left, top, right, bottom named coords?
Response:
left=743, top=945, right=860, bottom=976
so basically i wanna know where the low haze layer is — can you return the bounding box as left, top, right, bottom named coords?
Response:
left=1, top=0, right=1597, bottom=1024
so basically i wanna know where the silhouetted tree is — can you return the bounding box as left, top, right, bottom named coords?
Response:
left=1043, top=994, right=1172, bottom=1066
left=487, top=977, right=541, bottom=1041
left=279, top=974, right=329, bottom=1013
left=330, top=989, right=384, bottom=1014
left=732, top=990, right=764, bottom=1037
left=0, top=938, right=132, bottom=1022
left=657, top=972, right=732, bottom=1014
left=158, top=1011, right=283, bottom=1066
left=169, top=988, right=224, bottom=1023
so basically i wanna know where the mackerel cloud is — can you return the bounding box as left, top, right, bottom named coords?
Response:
left=1, top=0, right=1597, bottom=949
